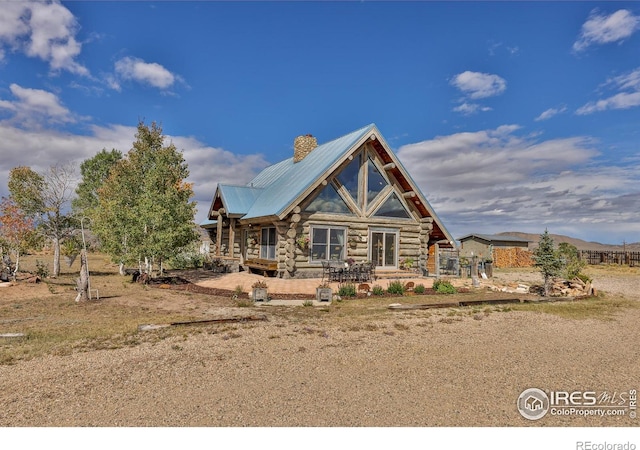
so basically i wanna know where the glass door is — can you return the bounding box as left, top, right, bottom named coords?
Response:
left=370, top=229, right=398, bottom=268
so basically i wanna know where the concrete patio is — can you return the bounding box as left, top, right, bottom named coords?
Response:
left=195, top=271, right=437, bottom=295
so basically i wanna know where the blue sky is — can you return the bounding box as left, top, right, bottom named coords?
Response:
left=0, top=1, right=639, bottom=245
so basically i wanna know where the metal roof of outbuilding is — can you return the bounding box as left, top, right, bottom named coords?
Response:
left=457, top=234, right=531, bottom=243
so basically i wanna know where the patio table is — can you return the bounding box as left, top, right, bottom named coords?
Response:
left=327, top=262, right=372, bottom=283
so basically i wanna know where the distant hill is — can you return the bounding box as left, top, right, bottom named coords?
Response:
left=497, top=232, right=640, bottom=252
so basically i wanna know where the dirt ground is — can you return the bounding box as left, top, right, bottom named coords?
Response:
left=0, top=258, right=638, bottom=428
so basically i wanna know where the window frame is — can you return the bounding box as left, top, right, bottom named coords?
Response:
left=260, top=226, right=277, bottom=260
left=309, top=225, right=347, bottom=263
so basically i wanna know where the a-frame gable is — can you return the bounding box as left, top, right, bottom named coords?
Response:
left=365, top=132, right=456, bottom=245
left=242, top=124, right=376, bottom=221
left=208, top=184, right=264, bottom=219
left=301, top=141, right=419, bottom=222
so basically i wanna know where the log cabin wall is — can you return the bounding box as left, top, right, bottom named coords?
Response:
left=277, top=211, right=433, bottom=278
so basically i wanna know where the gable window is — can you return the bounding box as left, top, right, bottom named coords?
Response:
left=336, top=154, right=360, bottom=204
left=373, top=192, right=412, bottom=219
left=304, top=183, right=353, bottom=215
left=260, top=227, right=276, bottom=260
left=310, top=226, right=346, bottom=262
left=367, top=157, right=389, bottom=204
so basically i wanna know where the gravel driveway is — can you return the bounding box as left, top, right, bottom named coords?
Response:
left=0, top=269, right=638, bottom=427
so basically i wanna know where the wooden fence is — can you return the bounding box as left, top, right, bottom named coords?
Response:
left=579, top=251, right=640, bottom=266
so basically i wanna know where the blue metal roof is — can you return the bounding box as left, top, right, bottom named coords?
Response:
left=242, top=123, right=376, bottom=219
left=217, top=184, right=264, bottom=215
left=248, top=158, right=292, bottom=189
left=200, top=218, right=217, bottom=228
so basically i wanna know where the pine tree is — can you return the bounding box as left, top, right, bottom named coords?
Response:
left=532, top=229, right=563, bottom=296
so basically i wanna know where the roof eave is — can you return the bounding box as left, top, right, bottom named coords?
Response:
left=370, top=130, right=457, bottom=246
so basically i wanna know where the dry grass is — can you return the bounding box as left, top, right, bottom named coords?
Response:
left=1, top=252, right=638, bottom=366
left=512, top=294, right=638, bottom=320
left=0, top=253, right=219, bottom=365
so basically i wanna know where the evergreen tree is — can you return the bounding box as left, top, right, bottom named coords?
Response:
left=532, top=229, right=563, bottom=296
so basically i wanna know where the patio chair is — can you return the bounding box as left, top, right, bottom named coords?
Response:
left=328, top=261, right=343, bottom=282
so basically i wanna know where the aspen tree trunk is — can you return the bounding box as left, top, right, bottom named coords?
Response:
left=75, top=250, right=89, bottom=302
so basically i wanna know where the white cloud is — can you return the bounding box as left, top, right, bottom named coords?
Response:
left=396, top=125, right=640, bottom=242
left=113, top=57, right=177, bottom=90
left=0, top=0, right=88, bottom=75
left=573, top=9, right=640, bottom=52
left=577, top=67, right=640, bottom=114
left=0, top=83, right=75, bottom=127
left=453, top=102, right=492, bottom=116
left=0, top=122, right=269, bottom=224
left=535, top=106, right=567, bottom=121
left=450, top=71, right=506, bottom=115
left=450, top=71, right=507, bottom=100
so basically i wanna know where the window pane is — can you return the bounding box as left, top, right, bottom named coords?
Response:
left=311, top=245, right=327, bottom=261
left=329, top=229, right=345, bottom=260
left=261, top=227, right=276, bottom=260
left=367, top=157, right=388, bottom=204
left=374, top=192, right=411, bottom=218
left=311, top=228, right=328, bottom=262
left=304, top=183, right=352, bottom=214
left=371, top=232, right=384, bottom=266
left=313, top=227, right=328, bottom=244
left=385, top=233, right=396, bottom=266
left=336, top=155, right=360, bottom=203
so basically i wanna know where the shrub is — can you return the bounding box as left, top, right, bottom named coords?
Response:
left=557, top=242, right=586, bottom=280
left=338, top=283, right=357, bottom=297
left=433, top=279, right=456, bottom=294
left=387, top=280, right=405, bottom=295
left=168, top=251, right=204, bottom=269
left=302, top=300, right=314, bottom=307
left=372, top=285, right=385, bottom=295
left=233, top=285, right=245, bottom=296
left=576, top=273, right=592, bottom=284
left=413, top=283, right=426, bottom=294
left=35, top=260, right=49, bottom=278
left=251, top=280, right=268, bottom=289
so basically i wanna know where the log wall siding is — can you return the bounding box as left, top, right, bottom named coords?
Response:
left=285, top=212, right=431, bottom=274
left=210, top=213, right=436, bottom=278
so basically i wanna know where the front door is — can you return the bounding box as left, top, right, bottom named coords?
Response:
left=370, top=229, right=398, bottom=268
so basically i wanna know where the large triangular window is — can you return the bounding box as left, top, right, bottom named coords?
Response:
left=367, top=157, right=389, bottom=204
left=373, top=192, right=412, bottom=219
left=304, top=183, right=353, bottom=214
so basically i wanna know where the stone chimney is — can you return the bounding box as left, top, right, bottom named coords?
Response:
left=293, top=134, right=318, bottom=163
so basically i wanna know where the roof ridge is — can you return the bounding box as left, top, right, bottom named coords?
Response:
left=316, top=123, right=375, bottom=147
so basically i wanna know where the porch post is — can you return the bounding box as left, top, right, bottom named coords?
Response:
left=434, top=242, right=440, bottom=279
left=229, top=218, right=235, bottom=258
left=216, top=208, right=225, bottom=257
